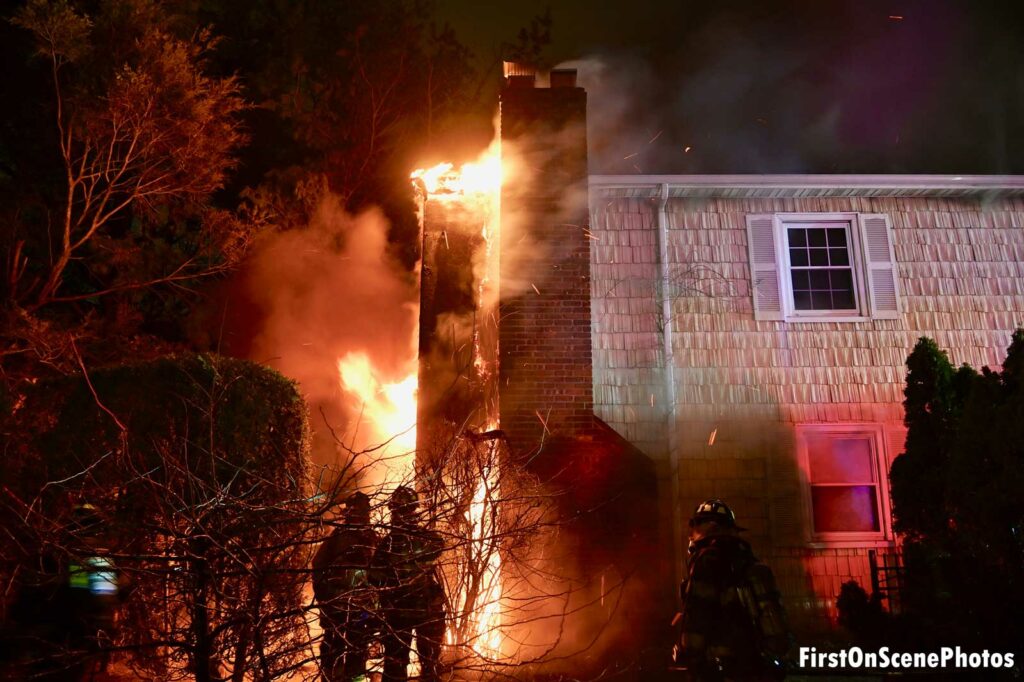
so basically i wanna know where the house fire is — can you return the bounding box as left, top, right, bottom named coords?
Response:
left=413, top=65, right=662, bottom=674
left=414, top=58, right=1024, bottom=668
left=413, top=53, right=1024, bottom=667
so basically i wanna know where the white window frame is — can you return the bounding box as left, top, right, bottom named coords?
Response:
left=795, top=423, right=894, bottom=548
left=779, top=214, right=869, bottom=322
left=746, top=211, right=901, bottom=323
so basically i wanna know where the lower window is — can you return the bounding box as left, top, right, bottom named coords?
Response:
left=796, top=424, right=891, bottom=544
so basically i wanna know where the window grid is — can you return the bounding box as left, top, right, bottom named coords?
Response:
left=787, top=224, right=857, bottom=312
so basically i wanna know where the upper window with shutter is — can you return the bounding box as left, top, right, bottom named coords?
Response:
left=745, top=212, right=901, bottom=322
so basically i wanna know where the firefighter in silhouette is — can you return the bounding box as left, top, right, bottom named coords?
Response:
left=6, top=502, right=127, bottom=680
left=673, top=499, right=790, bottom=682
left=313, top=492, right=378, bottom=681
left=374, top=485, right=446, bottom=682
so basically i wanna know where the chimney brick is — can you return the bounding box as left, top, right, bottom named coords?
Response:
left=499, top=84, right=592, bottom=448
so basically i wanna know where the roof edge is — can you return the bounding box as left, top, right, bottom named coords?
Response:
left=590, top=174, right=1024, bottom=189
left=589, top=174, right=1024, bottom=199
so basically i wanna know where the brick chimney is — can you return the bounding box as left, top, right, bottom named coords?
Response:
left=498, top=66, right=593, bottom=449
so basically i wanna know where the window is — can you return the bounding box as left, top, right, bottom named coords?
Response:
left=796, top=424, right=893, bottom=545
left=746, top=213, right=901, bottom=322
left=786, top=223, right=856, bottom=312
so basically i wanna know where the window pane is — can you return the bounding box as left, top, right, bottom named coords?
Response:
left=807, top=434, right=874, bottom=483
left=810, top=248, right=829, bottom=266
left=808, top=229, right=827, bottom=247
left=826, top=228, right=847, bottom=247
left=809, top=270, right=830, bottom=290
left=832, top=287, right=856, bottom=310
left=811, top=486, right=880, bottom=532
left=830, top=269, right=853, bottom=291
left=788, top=228, right=807, bottom=247
left=793, top=290, right=812, bottom=310
left=791, top=270, right=810, bottom=290
left=790, top=248, right=808, bottom=267
left=829, top=248, right=849, bottom=266
left=811, top=291, right=832, bottom=309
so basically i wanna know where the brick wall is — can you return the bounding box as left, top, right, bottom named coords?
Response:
left=498, top=84, right=593, bottom=448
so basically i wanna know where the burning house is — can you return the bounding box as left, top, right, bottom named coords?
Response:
left=415, top=61, right=1024, bottom=664
left=414, top=66, right=662, bottom=673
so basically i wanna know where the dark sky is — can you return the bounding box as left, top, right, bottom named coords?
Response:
left=436, top=0, right=1024, bottom=175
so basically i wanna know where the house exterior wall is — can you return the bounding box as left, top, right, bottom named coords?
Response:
left=590, top=192, right=1024, bottom=634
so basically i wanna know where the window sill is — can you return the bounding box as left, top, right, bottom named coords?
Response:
left=806, top=538, right=895, bottom=550
left=783, top=314, right=870, bottom=323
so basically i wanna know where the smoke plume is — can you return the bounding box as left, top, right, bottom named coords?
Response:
left=239, top=195, right=419, bottom=488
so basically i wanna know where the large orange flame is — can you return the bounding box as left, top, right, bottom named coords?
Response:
left=336, top=353, right=417, bottom=485
left=469, top=462, right=504, bottom=658
left=411, top=141, right=502, bottom=198
left=414, top=141, right=506, bottom=661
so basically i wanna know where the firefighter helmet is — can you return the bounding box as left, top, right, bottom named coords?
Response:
left=689, top=498, right=745, bottom=530
left=344, top=491, right=371, bottom=519
left=389, top=485, right=418, bottom=517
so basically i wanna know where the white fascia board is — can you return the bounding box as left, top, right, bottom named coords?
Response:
left=589, top=174, right=1024, bottom=198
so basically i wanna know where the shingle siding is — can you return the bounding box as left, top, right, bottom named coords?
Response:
left=590, top=193, right=1024, bottom=635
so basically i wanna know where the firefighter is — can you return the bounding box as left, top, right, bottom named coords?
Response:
left=313, top=492, right=379, bottom=682
left=374, top=486, right=446, bottom=682
left=6, top=502, right=126, bottom=680
left=674, top=499, right=790, bottom=682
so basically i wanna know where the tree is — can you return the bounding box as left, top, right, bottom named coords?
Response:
left=189, top=0, right=475, bottom=264
left=890, top=331, right=1024, bottom=649
left=6, top=0, right=248, bottom=311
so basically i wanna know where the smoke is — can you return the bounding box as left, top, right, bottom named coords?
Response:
left=239, top=194, right=419, bottom=487
left=560, top=1, right=965, bottom=174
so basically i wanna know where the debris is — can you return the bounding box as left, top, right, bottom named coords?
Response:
left=535, top=410, right=551, bottom=436
left=708, top=428, right=717, bottom=446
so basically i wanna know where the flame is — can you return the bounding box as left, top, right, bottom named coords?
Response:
left=336, top=353, right=417, bottom=476
left=411, top=141, right=502, bottom=199
left=415, top=142, right=506, bottom=661
left=470, top=464, right=504, bottom=658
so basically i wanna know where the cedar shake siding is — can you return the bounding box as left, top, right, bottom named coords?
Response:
left=588, top=178, right=1024, bottom=634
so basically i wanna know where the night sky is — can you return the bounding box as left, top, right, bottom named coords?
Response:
left=437, top=0, right=1024, bottom=175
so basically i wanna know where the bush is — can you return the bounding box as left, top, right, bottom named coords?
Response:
left=0, top=353, right=313, bottom=681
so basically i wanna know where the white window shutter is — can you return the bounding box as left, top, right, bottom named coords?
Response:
left=745, top=214, right=783, bottom=320
left=858, top=213, right=901, bottom=319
